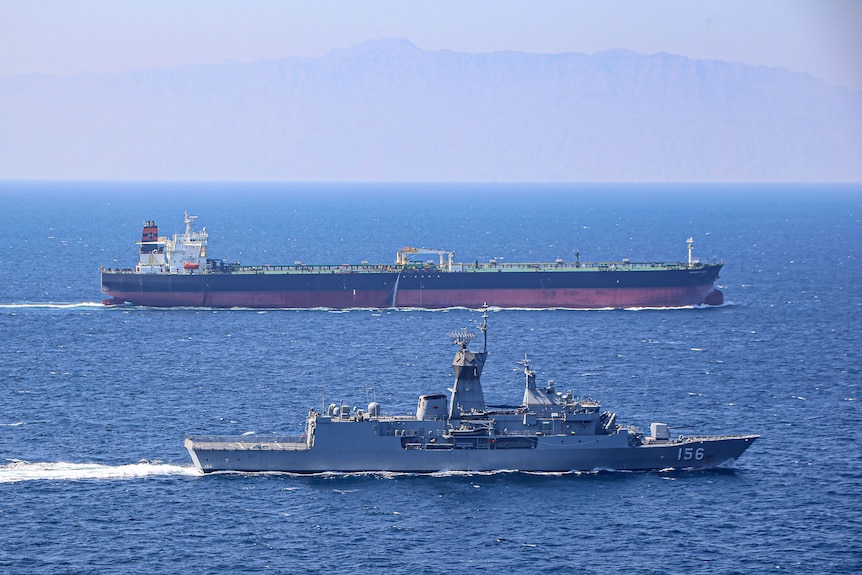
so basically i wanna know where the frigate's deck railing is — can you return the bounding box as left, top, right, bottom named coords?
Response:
left=186, top=436, right=309, bottom=450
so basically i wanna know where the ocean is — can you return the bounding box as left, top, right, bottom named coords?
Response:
left=0, top=181, right=860, bottom=574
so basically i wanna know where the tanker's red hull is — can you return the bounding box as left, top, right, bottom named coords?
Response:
left=101, top=266, right=724, bottom=309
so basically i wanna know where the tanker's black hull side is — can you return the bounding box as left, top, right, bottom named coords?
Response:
left=101, top=264, right=723, bottom=308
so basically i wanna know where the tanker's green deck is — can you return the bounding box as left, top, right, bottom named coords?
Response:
left=104, top=261, right=713, bottom=275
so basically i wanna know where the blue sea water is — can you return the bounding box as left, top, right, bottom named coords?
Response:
left=0, top=181, right=860, bottom=574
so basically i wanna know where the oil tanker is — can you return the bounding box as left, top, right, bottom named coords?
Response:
left=100, top=212, right=724, bottom=309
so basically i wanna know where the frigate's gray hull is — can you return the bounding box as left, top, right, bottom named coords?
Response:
left=185, top=433, right=758, bottom=474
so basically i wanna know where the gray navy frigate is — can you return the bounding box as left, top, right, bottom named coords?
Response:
left=185, top=311, right=757, bottom=473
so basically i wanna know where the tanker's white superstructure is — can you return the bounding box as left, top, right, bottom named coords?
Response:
left=136, top=212, right=208, bottom=275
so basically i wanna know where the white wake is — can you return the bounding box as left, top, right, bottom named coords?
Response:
left=0, top=302, right=104, bottom=310
left=0, top=460, right=200, bottom=483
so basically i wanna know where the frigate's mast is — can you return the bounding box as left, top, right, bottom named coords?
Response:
left=446, top=309, right=489, bottom=419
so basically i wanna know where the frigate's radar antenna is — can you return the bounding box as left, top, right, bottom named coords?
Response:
left=448, top=306, right=490, bottom=350
left=477, top=304, right=488, bottom=352
left=447, top=327, right=476, bottom=350
left=516, top=354, right=535, bottom=377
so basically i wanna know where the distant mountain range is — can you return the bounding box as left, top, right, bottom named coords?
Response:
left=1, top=38, right=859, bottom=182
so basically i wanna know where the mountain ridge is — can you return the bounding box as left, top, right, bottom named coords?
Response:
left=1, top=38, right=859, bottom=181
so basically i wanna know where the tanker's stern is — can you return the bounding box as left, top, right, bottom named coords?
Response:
left=100, top=268, right=127, bottom=305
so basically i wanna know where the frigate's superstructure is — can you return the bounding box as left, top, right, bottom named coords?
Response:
left=185, top=312, right=756, bottom=474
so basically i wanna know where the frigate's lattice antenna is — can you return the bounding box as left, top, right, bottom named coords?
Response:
left=447, top=327, right=476, bottom=350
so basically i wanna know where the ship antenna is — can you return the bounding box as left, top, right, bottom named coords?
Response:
left=478, top=304, right=488, bottom=353
left=321, top=374, right=326, bottom=413
left=184, top=211, right=198, bottom=236
left=446, top=305, right=488, bottom=351
left=447, top=327, right=476, bottom=350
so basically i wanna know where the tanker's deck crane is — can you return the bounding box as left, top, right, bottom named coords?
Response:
left=396, top=247, right=454, bottom=271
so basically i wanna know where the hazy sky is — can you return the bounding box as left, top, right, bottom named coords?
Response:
left=1, top=0, right=861, bottom=91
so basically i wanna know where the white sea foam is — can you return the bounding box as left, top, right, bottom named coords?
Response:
left=13, top=302, right=730, bottom=313
left=0, top=460, right=200, bottom=483
left=623, top=305, right=694, bottom=311
left=0, top=302, right=104, bottom=310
